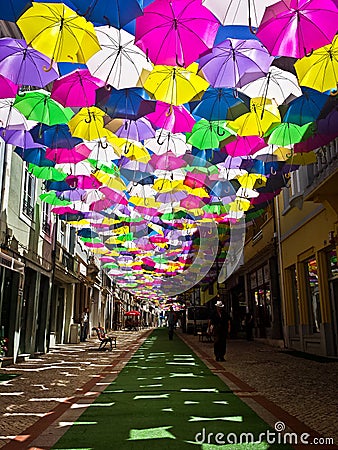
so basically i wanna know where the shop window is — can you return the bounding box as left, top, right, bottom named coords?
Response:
left=41, top=201, right=51, bottom=236
left=304, top=256, right=321, bottom=333
left=327, top=248, right=338, bottom=278
left=22, top=162, right=36, bottom=220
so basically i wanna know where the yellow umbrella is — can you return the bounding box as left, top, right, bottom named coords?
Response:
left=236, top=173, right=267, bottom=189
left=229, top=99, right=280, bottom=137
left=17, top=2, right=100, bottom=67
left=295, top=36, right=338, bottom=92
left=120, top=140, right=151, bottom=162
left=153, top=179, right=184, bottom=192
left=144, top=63, right=209, bottom=106
left=287, top=151, right=317, bottom=165
left=229, top=198, right=251, bottom=212
left=182, top=185, right=209, bottom=198
left=92, top=170, right=127, bottom=191
left=68, top=107, right=107, bottom=140
left=129, top=197, right=161, bottom=208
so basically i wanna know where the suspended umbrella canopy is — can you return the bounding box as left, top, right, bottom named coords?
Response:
left=86, top=26, right=153, bottom=89
left=187, top=119, right=236, bottom=149
left=70, top=0, right=143, bottom=28
left=13, top=90, right=74, bottom=126
left=144, top=64, right=209, bottom=106
left=265, top=122, right=313, bottom=146
left=31, top=123, right=82, bottom=149
left=14, top=147, right=55, bottom=167
left=222, top=135, right=266, bottom=157
left=0, top=98, right=33, bottom=130
left=28, top=163, right=67, bottom=181
left=0, top=74, right=18, bottom=99
left=0, top=0, right=32, bottom=22
left=68, top=107, right=107, bottom=140
left=190, top=87, right=250, bottom=121
left=294, top=36, right=338, bottom=93
left=198, top=38, right=273, bottom=89
left=96, top=86, right=155, bottom=120
left=39, top=191, right=71, bottom=206
left=256, top=0, right=338, bottom=58
left=0, top=38, right=59, bottom=87
left=146, top=102, right=195, bottom=133
left=17, top=2, right=101, bottom=66
left=45, top=144, right=91, bottom=164
left=135, top=0, right=219, bottom=67
left=114, top=117, right=155, bottom=141
left=1, top=128, right=44, bottom=149
left=51, top=69, right=105, bottom=107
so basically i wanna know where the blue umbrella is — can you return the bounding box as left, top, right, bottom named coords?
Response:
left=282, top=87, right=329, bottom=126
left=77, top=228, right=99, bottom=238
left=190, top=87, right=250, bottom=121
left=70, top=0, right=143, bottom=27
left=31, top=124, right=82, bottom=149
left=14, top=147, right=55, bottom=167
left=96, top=87, right=156, bottom=120
left=0, top=1, right=32, bottom=22
left=45, top=180, right=72, bottom=191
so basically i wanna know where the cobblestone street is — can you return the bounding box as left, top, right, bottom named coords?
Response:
left=0, top=329, right=337, bottom=449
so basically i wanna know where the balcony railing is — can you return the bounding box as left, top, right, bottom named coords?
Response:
left=313, top=138, right=338, bottom=178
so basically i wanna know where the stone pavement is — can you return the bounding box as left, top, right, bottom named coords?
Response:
left=0, top=328, right=337, bottom=449
left=181, top=332, right=338, bottom=448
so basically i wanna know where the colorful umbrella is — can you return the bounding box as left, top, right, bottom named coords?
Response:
left=281, top=87, right=329, bottom=125
left=144, top=64, right=209, bottom=106
left=0, top=0, right=32, bottom=22
left=222, top=135, right=266, bottom=157
left=14, top=147, right=55, bottom=167
left=1, top=129, right=44, bottom=149
left=51, top=69, right=105, bottom=107
left=265, top=122, right=313, bottom=146
left=198, top=38, right=273, bottom=88
left=86, top=26, right=153, bottom=89
left=28, top=163, right=67, bottom=181
left=17, top=2, right=101, bottom=66
left=256, top=0, right=338, bottom=58
left=68, top=107, right=107, bottom=140
left=145, top=131, right=191, bottom=156
left=0, top=38, right=59, bottom=87
left=114, top=118, right=155, bottom=141
left=146, top=102, right=195, bottom=133
left=294, top=36, right=338, bottom=92
left=0, top=74, right=18, bottom=98
left=14, top=90, right=74, bottom=125
left=190, top=87, right=250, bottom=121
left=187, top=119, right=236, bottom=149
left=70, top=0, right=143, bottom=28
left=135, top=0, right=219, bottom=67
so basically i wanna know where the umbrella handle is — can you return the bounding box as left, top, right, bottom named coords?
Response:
left=286, top=150, right=293, bottom=159
left=99, top=140, right=108, bottom=149
left=43, top=59, right=55, bottom=73
left=330, top=89, right=338, bottom=97
left=270, top=166, right=277, bottom=176
left=304, top=48, right=314, bottom=57
left=217, top=126, right=226, bottom=137
left=85, top=113, right=92, bottom=123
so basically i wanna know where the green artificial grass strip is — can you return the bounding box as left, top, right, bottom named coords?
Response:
left=0, top=373, right=20, bottom=383
left=53, top=329, right=292, bottom=450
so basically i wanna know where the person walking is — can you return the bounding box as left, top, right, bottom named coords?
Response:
left=167, top=306, right=176, bottom=340
left=80, top=307, right=89, bottom=342
left=208, top=300, right=231, bottom=361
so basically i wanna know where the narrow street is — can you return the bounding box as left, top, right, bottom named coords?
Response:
left=0, top=329, right=336, bottom=449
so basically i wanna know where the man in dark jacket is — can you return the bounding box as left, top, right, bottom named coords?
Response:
left=208, top=300, right=231, bottom=361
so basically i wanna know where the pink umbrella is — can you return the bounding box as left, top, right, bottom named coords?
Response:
left=257, top=0, right=338, bottom=58
left=89, top=198, right=115, bottom=212
left=150, top=151, right=187, bottom=170
left=66, top=174, right=102, bottom=189
left=146, top=101, right=195, bottom=133
left=51, top=206, right=82, bottom=215
left=135, top=206, right=161, bottom=216
left=46, top=144, right=91, bottom=164
left=51, top=69, right=105, bottom=107
left=135, top=0, right=219, bottom=67
left=0, top=74, right=18, bottom=98
left=180, top=195, right=206, bottom=209
left=99, top=186, right=128, bottom=205
left=222, top=135, right=266, bottom=157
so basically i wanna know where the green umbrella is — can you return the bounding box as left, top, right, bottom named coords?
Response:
left=161, top=211, right=190, bottom=221
left=14, top=89, right=74, bottom=125
left=102, top=263, right=119, bottom=269
left=87, top=159, right=120, bottom=176
left=117, top=232, right=134, bottom=242
left=39, top=191, right=71, bottom=206
left=28, top=163, right=67, bottom=181
left=265, top=122, right=313, bottom=146
left=187, top=119, right=236, bottom=149
left=80, top=237, right=102, bottom=244
left=202, top=203, right=230, bottom=214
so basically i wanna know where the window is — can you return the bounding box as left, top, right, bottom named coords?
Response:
left=22, top=163, right=36, bottom=220
left=304, top=257, right=321, bottom=333
left=41, top=201, right=51, bottom=236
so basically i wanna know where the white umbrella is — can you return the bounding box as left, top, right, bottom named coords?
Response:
left=239, top=66, right=302, bottom=105
left=0, top=98, right=34, bottom=130
left=145, top=130, right=192, bottom=156
left=202, top=0, right=277, bottom=27
left=86, top=26, right=153, bottom=89
left=127, top=183, right=157, bottom=198
left=85, top=138, right=121, bottom=163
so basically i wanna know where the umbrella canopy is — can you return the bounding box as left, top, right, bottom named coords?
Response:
left=145, top=131, right=191, bottom=156
left=51, top=69, right=105, bottom=107
left=190, top=87, right=250, bottom=121
left=70, top=0, right=143, bottom=28
left=0, top=74, right=18, bottom=98
left=256, top=0, right=338, bottom=58
left=114, top=117, right=155, bottom=141
left=135, top=0, right=219, bottom=67
left=229, top=101, right=281, bottom=136
left=14, top=90, right=74, bottom=125
left=68, top=107, right=107, bottom=140
left=265, top=122, right=313, bottom=146
left=17, top=2, right=101, bottom=66
left=86, top=26, right=153, bottom=89
left=198, top=38, right=273, bottom=88
left=96, top=86, right=155, bottom=120
left=0, top=38, right=59, bottom=87
left=0, top=0, right=32, bottom=22
left=187, top=119, right=236, bottom=149
left=144, top=64, right=209, bottom=106
left=146, top=102, right=195, bottom=133
left=281, top=87, right=329, bottom=125
left=294, top=36, right=338, bottom=92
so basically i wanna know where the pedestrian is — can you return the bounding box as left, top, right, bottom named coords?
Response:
left=167, top=306, right=176, bottom=340
left=80, top=307, right=89, bottom=342
left=208, top=300, right=231, bottom=362
left=245, top=310, right=254, bottom=341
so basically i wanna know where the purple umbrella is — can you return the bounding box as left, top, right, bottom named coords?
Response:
left=115, top=117, right=156, bottom=141
left=317, top=108, right=338, bottom=137
left=257, top=0, right=338, bottom=58
left=198, top=38, right=273, bottom=88
left=135, top=0, right=219, bottom=67
left=0, top=128, right=44, bottom=149
left=0, top=38, right=59, bottom=87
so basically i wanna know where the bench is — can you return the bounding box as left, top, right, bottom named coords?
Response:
left=92, top=327, right=117, bottom=350
left=197, top=331, right=213, bottom=343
